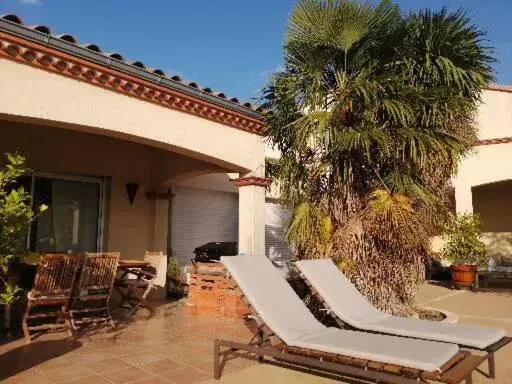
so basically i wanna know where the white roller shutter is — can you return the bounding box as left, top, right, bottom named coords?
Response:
left=171, top=186, right=238, bottom=266
left=265, top=201, right=293, bottom=273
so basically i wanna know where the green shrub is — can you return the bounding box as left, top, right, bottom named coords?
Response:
left=167, top=255, right=181, bottom=284
left=440, top=213, right=487, bottom=267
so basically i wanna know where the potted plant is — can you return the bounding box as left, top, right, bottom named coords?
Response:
left=440, top=213, right=487, bottom=288
left=167, top=255, right=183, bottom=299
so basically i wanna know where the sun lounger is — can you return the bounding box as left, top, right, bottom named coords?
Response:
left=295, top=259, right=511, bottom=379
left=215, top=256, right=488, bottom=384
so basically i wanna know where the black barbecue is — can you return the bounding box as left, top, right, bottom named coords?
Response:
left=192, top=241, right=238, bottom=263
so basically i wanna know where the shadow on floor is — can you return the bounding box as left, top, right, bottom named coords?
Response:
left=0, top=338, right=82, bottom=380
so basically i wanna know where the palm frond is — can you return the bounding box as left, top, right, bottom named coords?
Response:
left=287, top=201, right=332, bottom=248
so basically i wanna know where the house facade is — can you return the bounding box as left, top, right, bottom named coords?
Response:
left=0, top=14, right=280, bottom=269
left=2, top=13, right=510, bottom=275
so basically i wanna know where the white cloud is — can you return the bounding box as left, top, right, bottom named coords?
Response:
left=19, top=0, right=41, bottom=4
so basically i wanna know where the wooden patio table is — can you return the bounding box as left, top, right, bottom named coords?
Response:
left=114, top=260, right=155, bottom=317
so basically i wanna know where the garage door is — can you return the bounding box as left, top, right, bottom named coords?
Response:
left=265, top=201, right=293, bottom=272
left=171, top=186, right=238, bottom=266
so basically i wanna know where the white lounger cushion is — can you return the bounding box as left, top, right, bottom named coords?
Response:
left=295, top=259, right=507, bottom=349
left=221, top=256, right=459, bottom=372
left=295, top=328, right=459, bottom=372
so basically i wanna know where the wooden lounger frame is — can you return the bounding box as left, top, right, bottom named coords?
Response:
left=295, top=267, right=512, bottom=380
left=214, top=288, right=489, bottom=384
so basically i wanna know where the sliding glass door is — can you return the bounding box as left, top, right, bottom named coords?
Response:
left=25, top=173, right=104, bottom=253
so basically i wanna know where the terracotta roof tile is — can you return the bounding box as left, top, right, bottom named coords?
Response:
left=0, top=13, right=264, bottom=115
left=130, top=60, right=146, bottom=69
left=81, top=43, right=102, bottom=53
left=29, top=25, right=51, bottom=34
left=56, top=34, right=77, bottom=44
left=1, top=14, right=22, bottom=24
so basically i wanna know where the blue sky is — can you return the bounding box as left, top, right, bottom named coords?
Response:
left=2, top=0, right=511, bottom=102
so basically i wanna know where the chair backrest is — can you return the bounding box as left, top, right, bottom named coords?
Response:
left=77, top=252, right=120, bottom=295
left=144, top=251, right=164, bottom=269
left=32, top=254, right=83, bottom=297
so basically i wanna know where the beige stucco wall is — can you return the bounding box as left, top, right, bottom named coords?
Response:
left=0, top=59, right=265, bottom=175
left=174, top=173, right=238, bottom=193
left=0, top=57, right=273, bottom=263
left=476, top=89, right=512, bottom=140
left=454, top=89, right=512, bottom=213
left=0, top=120, right=227, bottom=259
left=454, top=142, right=512, bottom=212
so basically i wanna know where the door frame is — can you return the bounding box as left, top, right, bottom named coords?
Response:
left=25, top=171, right=106, bottom=252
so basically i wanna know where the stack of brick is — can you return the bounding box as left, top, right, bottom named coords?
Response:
left=187, top=262, right=251, bottom=319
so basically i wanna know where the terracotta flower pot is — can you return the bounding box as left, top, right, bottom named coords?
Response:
left=450, top=265, right=478, bottom=287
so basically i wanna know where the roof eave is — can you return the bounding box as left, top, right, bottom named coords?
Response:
left=0, top=18, right=266, bottom=122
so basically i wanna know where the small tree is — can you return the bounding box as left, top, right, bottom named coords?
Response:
left=440, top=213, right=487, bottom=267
left=0, top=153, right=44, bottom=332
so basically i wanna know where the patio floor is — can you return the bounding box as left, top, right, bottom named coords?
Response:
left=1, top=284, right=511, bottom=384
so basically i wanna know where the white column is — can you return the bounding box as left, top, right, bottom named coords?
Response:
left=233, top=177, right=271, bottom=256
left=148, top=190, right=173, bottom=299
left=152, top=198, right=169, bottom=252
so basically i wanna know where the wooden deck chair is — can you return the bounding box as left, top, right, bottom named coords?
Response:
left=115, top=251, right=163, bottom=317
left=22, top=254, right=82, bottom=343
left=294, top=259, right=511, bottom=380
left=69, top=252, right=119, bottom=331
left=215, top=256, right=491, bottom=384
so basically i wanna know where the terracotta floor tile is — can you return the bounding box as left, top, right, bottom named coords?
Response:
left=164, top=335, right=194, bottom=345
left=163, top=367, right=210, bottom=384
left=190, top=360, right=215, bottom=375
left=101, top=365, right=151, bottom=384
left=63, top=344, right=99, bottom=357
left=88, top=340, right=128, bottom=350
left=195, top=358, right=245, bottom=377
left=171, top=352, right=212, bottom=366
left=3, top=372, right=53, bottom=384
left=180, top=340, right=212, bottom=350
left=115, top=333, right=148, bottom=344
left=61, top=374, right=112, bottom=384
left=43, top=363, right=94, bottom=382
left=36, top=356, right=75, bottom=371
left=152, top=344, right=197, bottom=358
left=66, top=350, right=114, bottom=364
left=139, top=358, right=186, bottom=374
left=140, top=339, right=172, bottom=349
left=83, top=357, right=130, bottom=373
left=121, top=351, right=167, bottom=365
left=128, top=376, right=173, bottom=384
left=103, top=343, right=148, bottom=356
left=229, top=354, right=258, bottom=368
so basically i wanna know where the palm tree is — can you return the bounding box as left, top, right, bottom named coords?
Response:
left=263, top=0, right=494, bottom=316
